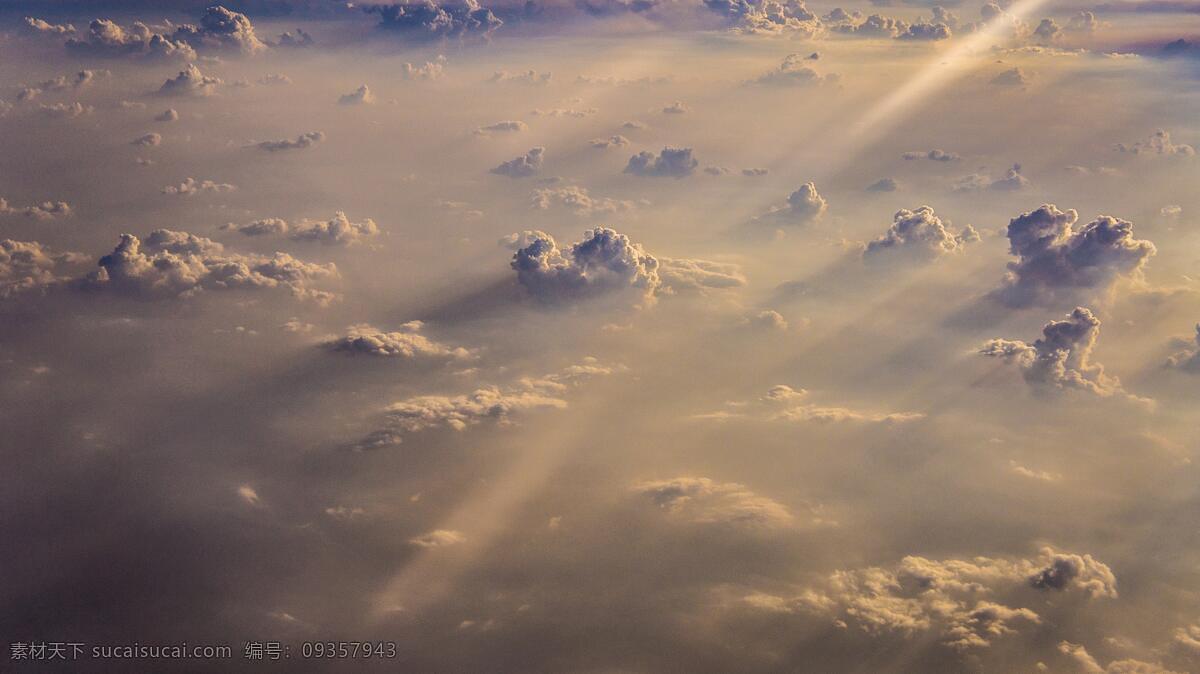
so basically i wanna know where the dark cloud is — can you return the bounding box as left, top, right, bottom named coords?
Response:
left=624, top=147, right=698, bottom=178
left=365, top=0, right=503, bottom=41
left=511, top=227, right=661, bottom=302
left=492, top=147, right=545, bottom=178
left=991, top=203, right=1155, bottom=306
left=321, top=321, right=473, bottom=359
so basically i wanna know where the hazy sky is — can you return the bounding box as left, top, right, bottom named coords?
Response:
left=2, top=0, right=1200, bottom=671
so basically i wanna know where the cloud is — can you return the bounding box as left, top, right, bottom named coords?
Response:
left=255, top=131, right=326, bottom=152
left=489, top=70, right=551, bottom=84
left=1033, top=18, right=1062, bottom=43
left=38, top=102, right=93, bottom=119
left=531, top=107, right=596, bottom=118
left=532, top=186, right=636, bottom=215
left=589, top=135, right=631, bottom=149
left=707, top=0, right=823, bottom=35
left=510, top=227, right=660, bottom=302
left=658, top=258, right=747, bottom=290
left=23, top=70, right=106, bottom=100
left=158, top=64, right=222, bottom=97
left=1165, top=324, right=1200, bottom=372
left=403, top=58, right=446, bottom=80
left=631, top=477, right=794, bottom=527
left=750, top=54, right=838, bottom=86
left=338, top=85, right=374, bottom=105
left=866, top=178, right=898, bottom=192
left=290, top=212, right=379, bottom=246
left=492, top=147, right=545, bottom=178
left=756, top=182, right=827, bottom=224
left=321, top=321, right=472, bottom=359
left=226, top=218, right=289, bottom=236
left=1058, top=642, right=1181, bottom=674
left=162, top=178, right=236, bottom=196
left=365, top=1, right=502, bottom=40
left=155, top=108, right=179, bottom=122
left=864, top=205, right=978, bottom=259
left=833, top=14, right=909, bottom=37
left=24, top=17, right=75, bottom=36
left=991, top=67, right=1032, bottom=87
left=746, top=547, right=1113, bottom=651
left=0, top=239, right=83, bottom=299
left=1028, top=549, right=1118, bottom=597
left=903, top=149, right=960, bottom=161
left=954, top=164, right=1029, bottom=192
left=743, top=168, right=769, bottom=176
left=980, top=307, right=1141, bottom=400
left=991, top=203, right=1155, bottom=306
left=79, top=230, right=337, bottom=303
left=0, top=197, right=72, bottom=220
left=474, top=120, right=527, bottom=135
left=131, top=133, right=162, bottom=147
left=661, top=101, right=689, bottom=114
left=408, top=529, right=466, bottom=548
left=697, top=385, right=924, bottom=424
left=900, top=21, right=952, bottom=40
left=1114, top=130, right=1195, bottom=156
left=624, top=147, right=698, bottom=178
left=62, top=6, right=265, bottom=60
left=257, top=74, right=292, bottom=86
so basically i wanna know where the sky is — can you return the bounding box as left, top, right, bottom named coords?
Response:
left=1, top=0, right=1200, bottom=671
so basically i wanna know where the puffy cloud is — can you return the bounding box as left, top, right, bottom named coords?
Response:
left=748, top=309, right=789, bottom=330
left=532, top=186, right=636, bottom=215
left=1033, top=18, right=1062, bottom=43
left=624, top=147, right=698, bottom=178
left=899, top=21, right=952, bottom=40
left=746, top=547, right=1113, bottom=651
left=226, top=218, right=289, bottom=237
left=866, top=178, right=898, bottom=192
left=631, top=477, right=793, bottom=527
left=63, top=6, right=265, bottom=60
left=474, top=120, right=527, bottom=135
left=980, top=307, right=1139, bottom=399
left=257, top=74, right=292, bottom=86
left=162, top=178, right=236, bottom=196
left=38, top=102, right=93, bottom=119
left=1066, top=10, right=1100, bottom=33
left=155, top=108, right=179, bottom=122
left=321, top=321, right=472, bottom=359
left=290, top=212, right=379, bottom=246
left=903, top=148, right=960, bottom=161
left=80, top=230, right=337, bottom=303
left=707, top=0, right=823, bottom=36
left=365, top=1, right=502, bottom=41
left=833, top=14, right=909, bottom=38
left=275, top=28, right=315, bottom=48
left=750, top=54, right=838, bottom=86
left=0, top=197, right=72, bottom=220
left=173, top=6, right=267, bottom=55
left=402, top=58, right=446, bottom=79
left=255, top=131, right=326, bottom=152
left=1115, top=130, right=1195, bottom=157
left=589, top=135, right=630, bottom=149
left=338, top=85, right=374, bottom=105
left=1028, top=549, right=1118, bottom=598
left=661, top=101, right=689, bottom=114
left=1165, top=324, right=1200, bottom=372
left=158, top=64, right=222, bottom=97
left=864, top=206, right=978, bottom=259
left=24, top=17, right=76, bottom=36
left=492, top=147, right=545, bottom=178
left=408, top=529, right=466, bottom=548
left=757, top=182, right=827, bottom=224
left=991, top=67, right=1032, bottom=87
left=23, top=70, right=106, bottom=99
left=954, top=164, right=1029, bottom=192
left=489, top=70, right=551, bottom=84
left=1058, top=642, right=1181, bottom=674
left=131, top=133, right=162, bottom=147
left=992, top=204, right=1155, bottom=306
left=510, top=227, right=660, bottom=302
left=743, top=168, right=769, bottom=177
left=0, top=239, right=83, bottom=299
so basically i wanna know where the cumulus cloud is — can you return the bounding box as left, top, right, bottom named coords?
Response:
left=290, top=212, right=379, bottom=246
left=832, top=13, right=909, bottom=38
left=631, top=477, right=793, bottom=527
left=162, top=178, right=236, bottom=196
left=1033, top=18, right=1062, bottom=43
left=321, top=321, right=472, bottom=360
left=1114, top=130, right=1195, bottom=157
left=511, top=227, right=660, bottom=302
left=981, top=307, right=1140, bottom=400
left=589, top=135, right=630, bottom=149
left=991, top=67, right=1032, bottom=87
left=38, top=102, right=93, bottom=119
left=402, top=58, right=446, bottom=80
left=366, top=0, right=502, bottom=41
left=900, top=20, right=952, bottom=40
left=624, top=147, right=698, bottom=178
left=62, top=6, right=264, bottom=60
left=255, top=131, right=326, bottom=152
left=864, top=206, right=978, bottom=259
left=24, top=17, right=75, bottom=36
left=991, top=203, right=1155, bottom=306
left=492, top=147, right=545, bottom=178
left=338, top=85, right=374, bottom=105
left=489, top=70, right=551, bottom=84
left=954, top=164, right=1029, bottom=192
left=155, top=108, right=179, bottom=122
left=21, top=70, right=106, bottom=100
left=756, top=182, right=827, bottom=224
left=408, top=529, right=466, bottom=548
left=744, top=547, right=1114, bottom=651
left=473, top=120, right=527, bottom=135
left=0, top=197, right=72, bottom=220
left=707, top=0, right=823, bottom=36
left=903, top=149, right=960, bottom=161
left=131, top=133, right=162, bottom=147
left=225, top=218, right=289, bottom=237
left=661, top=101, right=689, bottom=114
left=0, top=239, right=84, bottom=298
left=531, top=186, right=636, bottom=215
left=750, top=53, right=838, bottom=86
left=866, top=178, right=898, bottom=192
left=158, top=64, right=222, bottom=97
left=1165, top=325, right=1200, bottom=372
